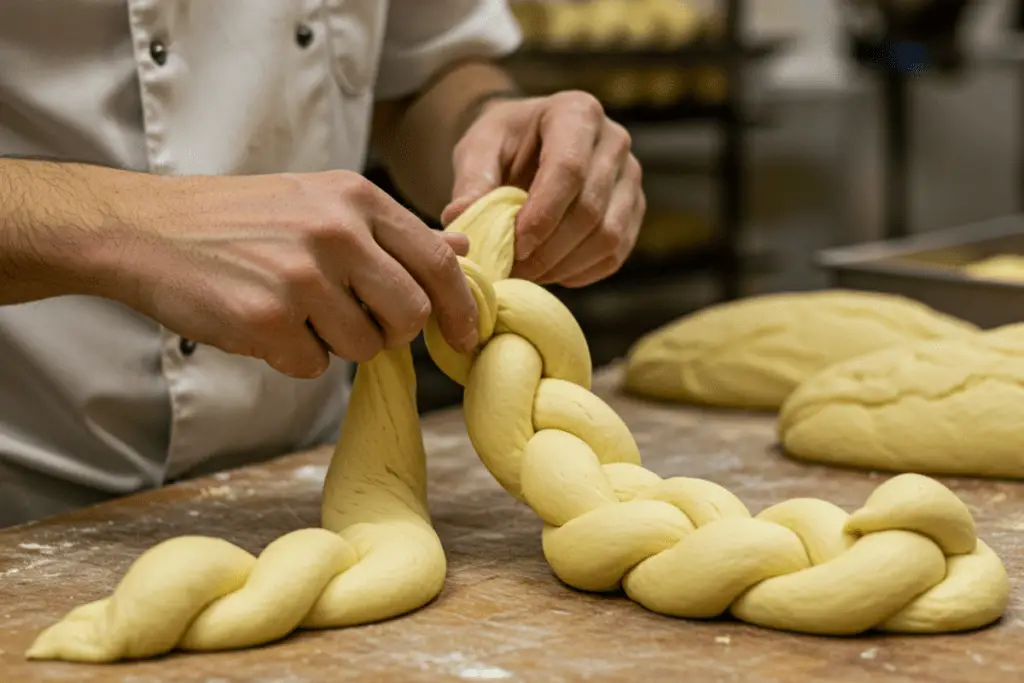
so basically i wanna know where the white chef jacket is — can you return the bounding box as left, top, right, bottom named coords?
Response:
left=0, top=0, right=521, bottom=524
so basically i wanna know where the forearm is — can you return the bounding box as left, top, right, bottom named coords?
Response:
left=0, top=159, right=149, bottom=305
left=372, top=60, right=519, bottom=220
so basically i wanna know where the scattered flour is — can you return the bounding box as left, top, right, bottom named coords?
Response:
left=198, top=485, right=235, bottom=500
left=17, top=541, right=74, bottom=554
left=461, top=667, right=513, bottom=680
left=405, top=651, right=513, bottom=680
left=423, top=433, right=467, bottom=452
left=293, top=464, right=328, bottom=484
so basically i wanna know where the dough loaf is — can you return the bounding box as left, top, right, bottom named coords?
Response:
left=780, top=323, right=1024, bottom=478
left=624, top=291, right=977, bottom=410
left=963, top=254, right=1024, bottom=283
left=27, top=188, right=1010, bottom=663
left=543, top=0, right=704, bottom=48
left=421, top=189, right=1009, bottom=635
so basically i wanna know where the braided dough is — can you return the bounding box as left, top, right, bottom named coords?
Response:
left=423, top=189, right=1008, bottom=634
left=27, top=188, right=1009, bottom=663
left=624, top=291, right=977, bottom=410
left=780, top=323, right=1024, bottom=479
left=26, top=345, right=445, bottom=662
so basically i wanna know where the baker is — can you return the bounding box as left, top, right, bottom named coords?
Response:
left=0, top=0, right=645, bottom=527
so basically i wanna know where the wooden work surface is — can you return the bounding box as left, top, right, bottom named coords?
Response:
left=1, top=366, right=1022, bottom=683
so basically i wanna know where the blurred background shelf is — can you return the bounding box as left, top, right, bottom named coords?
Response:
left=501, top=40, right=785, bottom=67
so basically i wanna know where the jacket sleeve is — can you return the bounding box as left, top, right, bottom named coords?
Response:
left=374, top=0, right=523, bottom=100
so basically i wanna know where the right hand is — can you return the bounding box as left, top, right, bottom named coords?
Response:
left=108, top=171, right=479, bottom=378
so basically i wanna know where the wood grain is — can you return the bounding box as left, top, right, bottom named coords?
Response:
left=1, top=365, right=1021, bottom=683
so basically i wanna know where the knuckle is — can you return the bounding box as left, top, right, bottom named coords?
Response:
left=560, top=90, right=603, bottom=117
left=525, top=252, right=550, bottom=276
left=611, top=123, right=633, bottom=153
left=308, top=211, right=364, bottom=253
left=376, top=282, right=431, bottom=349
left=277, top=254, right=321, bottom=291
left=411, top=296, right=432, bottom=328
left=598, top=225, right=623, bottom=254
left=576, top=195, right=604, bottom=229
left=237, top=292, right=292, bottom=332
left=628, top=155, right=644, bottom=183
left=558, top=156, right=587, bottom=188
left=339, top=173, right=379, bottom=205
left=619, top=226, right=639, bottom=261
left=395, top=296, right=432, bottom=344
left=424, top=239, right=461, bottom=283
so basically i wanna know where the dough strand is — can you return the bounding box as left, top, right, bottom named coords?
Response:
left=26, top=346, right=445, bottom=662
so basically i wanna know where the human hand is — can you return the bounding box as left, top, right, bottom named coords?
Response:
left=441, top=91, right=646, bottom=287
left=114, top=171, right=478, bottom=378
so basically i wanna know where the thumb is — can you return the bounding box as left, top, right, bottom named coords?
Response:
left=443, top=145, right=503, bottom=227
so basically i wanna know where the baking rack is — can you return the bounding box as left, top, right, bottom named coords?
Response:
left=498, top=0, right=781, bottom=304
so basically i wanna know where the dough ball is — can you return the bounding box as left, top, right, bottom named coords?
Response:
left=963, top=255, right=1024, bottom=283
left=623, top=290, right=977, bottom=410
left=779, top=323, right=1024, bottom=478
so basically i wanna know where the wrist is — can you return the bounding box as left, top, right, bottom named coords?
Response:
left=61, top=167, right=148, bottom=303
left=455, top=87, right=525, bottom=141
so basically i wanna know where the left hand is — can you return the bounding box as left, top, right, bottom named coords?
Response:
left=441, top=91, right=646, bottom=288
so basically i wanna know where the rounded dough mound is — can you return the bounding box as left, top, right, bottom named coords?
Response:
left=623, top=290, right=977, bottom=410
left=963, top=255, right=1024, bottom=283
left=779, top=323, right=1024, bottom=478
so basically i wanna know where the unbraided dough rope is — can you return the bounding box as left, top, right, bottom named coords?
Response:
left=424, top=187, right=1010, bottom=635
left=26, top=345, right=445, bottom=662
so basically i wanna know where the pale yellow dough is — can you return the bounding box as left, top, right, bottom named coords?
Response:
left=27, top=189, right=1010, bottom=663
left=421, top=189, right=1009, bottom=636
left=26, top=344, right=446, bottom=662
left=542, top=0, right=704, bottom=49
left=780, top=323, right=1024, bottom=479
left=623, top=291, right=977, bottom=410
left=963, top=254, right=1024, bottom=283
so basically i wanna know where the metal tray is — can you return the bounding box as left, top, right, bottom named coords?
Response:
left=816, top=215, right=1024, bottom=329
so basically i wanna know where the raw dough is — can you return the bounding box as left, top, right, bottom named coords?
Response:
left=963, top=254, right=1024, bottom=283
left=780, top=323, right=1024, bottom=478
left=623, top=291, right=977, bottom=410
left=26, top=188, right=1010, bottom=663
left=25, top=345, right=445, bottom=662
left=421, top=189, right=1009, bottom=635
left=541, top=0, right=705, bottom=49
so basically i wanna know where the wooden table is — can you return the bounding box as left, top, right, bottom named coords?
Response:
left=2, top=366, right=1022, bottom=683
